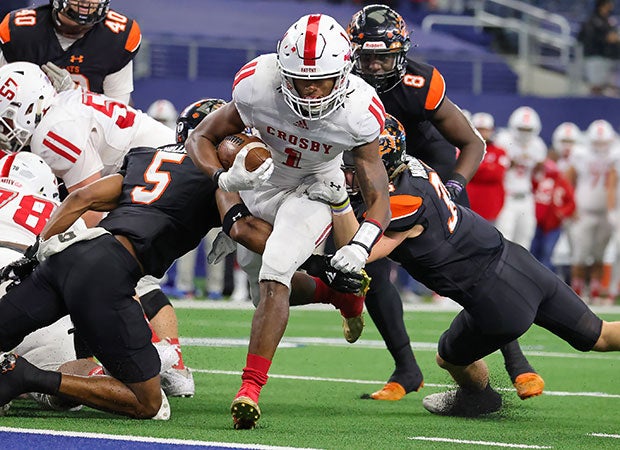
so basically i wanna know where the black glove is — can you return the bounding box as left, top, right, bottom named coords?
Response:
left=300, top=254, right=370, bottom=294
left=0, top=239, right=40, bottom=290
left=444, top=173, right=467, bottom=201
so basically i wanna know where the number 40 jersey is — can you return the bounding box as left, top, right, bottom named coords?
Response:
left=29, top=88, right=174, bottom=190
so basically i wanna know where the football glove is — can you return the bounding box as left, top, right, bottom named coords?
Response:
left=41, top=62, right=76, bottom=93
left=0, top=239, right=40, bottom=290
left=301, top=254, right=371, bottom=295
left=218, top=147, right=274, bottom=192
left=444, top=173, right=467, bottom=201
left=207, top=230, right=237, bottom=265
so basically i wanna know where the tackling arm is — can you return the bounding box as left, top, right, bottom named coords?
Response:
left=41, top=174, right=123, bottom=240
left=352, top=139, right=391, bottom=229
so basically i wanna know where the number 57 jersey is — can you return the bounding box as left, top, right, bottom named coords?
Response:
left=29, top=88, right=174, bottom=189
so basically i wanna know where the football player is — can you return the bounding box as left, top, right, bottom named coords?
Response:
left=0, top=61, right=195, bottom=398
left=186, top=14, right=391, bottom=429
left=0, top=0, right=140, bottom=103
left=313, top=115, right=620, bottom=417
left=346, top=5, right=542, bottom=401
left=0, top=99, right=369, bottom=420
left=565, top=119, right=618, bottom=304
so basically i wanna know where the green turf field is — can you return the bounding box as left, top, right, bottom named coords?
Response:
left=3, top=303, right=620, bottom=449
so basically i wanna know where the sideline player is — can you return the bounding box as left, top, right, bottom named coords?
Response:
left=0, top=0, right=141, bottom=103
left=347, top=5, right=542, bottom=401
left=312, top=115, right=620, bottom=417
left=186, top=14, right=391, bottom=429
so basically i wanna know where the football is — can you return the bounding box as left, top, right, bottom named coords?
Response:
left=216, top=133, right=271, bottom=171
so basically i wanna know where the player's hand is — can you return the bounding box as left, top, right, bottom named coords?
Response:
left=305, top=179, right=348, bottom=205
left=207, top=230, right=237, bottom=265
left=0, top=240, right=40, bottom=288
left=41, top=62, right=76, bottom=93
left=445, top=179, right=464, bottom=201
left=218, top=147, right=274, bottom=192
left=330, top=243, right=369, bottom=274
left=301, top=254, right=370, bottom=294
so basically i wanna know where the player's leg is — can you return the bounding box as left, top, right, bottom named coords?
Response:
left=232, top=190, right=331, bottom=429
left=137, top=276, right=194, bottom=398
left=361, top=258, right=423, bottom=400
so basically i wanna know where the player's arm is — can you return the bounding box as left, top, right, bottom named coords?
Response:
left=215, top=189, right=272, bottom=255
left=352, top=139, right=391, bottom=229
left=41, top=174, right=123, bottom=240
left=185, top=102, right=246, bottom=179
left=66, top=172, right=106, bottom=227
left=431, top=97, right=486, bottom=182
left=331, top=208, right=422, bottom=262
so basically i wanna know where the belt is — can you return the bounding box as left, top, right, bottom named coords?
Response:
left=0, top=240, right=28, bottom=254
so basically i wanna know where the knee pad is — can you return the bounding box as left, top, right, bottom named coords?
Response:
left=140, top=289, right=172, bottom=320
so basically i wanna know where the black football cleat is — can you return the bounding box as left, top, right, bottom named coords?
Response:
left=0, top=352, right=28, bottom=409
left=422, top=385, right=502, bottom=417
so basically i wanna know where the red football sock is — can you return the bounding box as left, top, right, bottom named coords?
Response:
left=310, top=276, right=364, bottom=318
left=166, top=337, right=186, bottom=370
left=236, top=353, right=272, bottom=404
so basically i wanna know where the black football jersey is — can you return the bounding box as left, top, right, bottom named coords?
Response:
left=99, top=145, right=220, bottom=278
left=0, top=5, right=141, bottom=94
left=353, top=157, right=504, bottom=299
left=379, top=59, right=457, bottom=180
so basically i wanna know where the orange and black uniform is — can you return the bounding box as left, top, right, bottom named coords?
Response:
left=379, top=60, right=461, bottom=195
left=0, top=4, right=141, bottom=94
left=352, top=158, right=602, bottom=365
left=0, top=146, right=221, bottom=383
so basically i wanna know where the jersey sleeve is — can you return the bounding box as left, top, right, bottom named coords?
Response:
left=352, top=87, right=386, bottom=146
left=34, top=122, right=104, bottom=189
left=387, top=194, right=424, bottom=232
left=231, top=56, right=261, bottom=126
left=424, top=68, right=446, bottom=112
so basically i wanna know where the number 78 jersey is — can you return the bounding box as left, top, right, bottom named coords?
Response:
left=29, top=88, right=174, bottom=189
left=0, top=177, right=56, bottom=247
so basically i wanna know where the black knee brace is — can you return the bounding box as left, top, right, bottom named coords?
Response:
left=140, top=289, right=172, bottom=320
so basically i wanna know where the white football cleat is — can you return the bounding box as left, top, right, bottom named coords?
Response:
left=161, top=367, right=195, bottom=398
left=152, top=389, right=171, bottom=420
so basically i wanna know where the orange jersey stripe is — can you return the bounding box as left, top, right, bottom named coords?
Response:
left=124, top=20, right=142, bottom=52
left=390, top=194, right=422, bottom=220
left=424, top=68, right=446, bottom=111
left=0, top=14, right=10, bottom=44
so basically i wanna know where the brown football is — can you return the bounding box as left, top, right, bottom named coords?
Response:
left=216, top=133, right=271, bottom=171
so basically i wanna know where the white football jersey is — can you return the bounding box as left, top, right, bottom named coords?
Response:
left=571, top=145, right=620, bottom=213
left=0, top=177, right=57, bottom=246
left=495, top=129, right=547, bottom=196
left=232, top=54, right=385, bottom=188
left=30, top=88, right=175, bottom=189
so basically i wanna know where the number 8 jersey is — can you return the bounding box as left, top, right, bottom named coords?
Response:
left=29, top=88, right=174, bottom=189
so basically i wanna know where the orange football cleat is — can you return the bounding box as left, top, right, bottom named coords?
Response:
left=513, top=372, right=545, bottom=400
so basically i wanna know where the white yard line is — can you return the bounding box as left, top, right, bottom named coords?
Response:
left=588, top=433, right=620, bottom=439
left=408, top=436, right=552, bottom=448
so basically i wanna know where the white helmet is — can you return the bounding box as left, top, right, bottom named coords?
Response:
left=277, top=14, right=353, bottom=120
left=552, top=122, right=581, bottom=155
left=586, top=119, right=616, bottom=155
left=0, top=62, right=56, bottom=152
left=471, top=112, right=495, bottom=130
left=508, top=106, right=541, bottom=145
left=146, top=99, right=178, bottom=130
left=0, top=152, right=59, bottom=200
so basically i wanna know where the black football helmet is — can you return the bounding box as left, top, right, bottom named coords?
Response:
left=343, top=114, right=408, bottom=194
left=51, top=0, right=110, bottom=26
left=176, top=98, right=227, bottom=145
left=347, top=4, right=411, bottom=93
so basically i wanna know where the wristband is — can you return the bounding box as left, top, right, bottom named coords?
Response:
left=212, top=168, right=225, bottom=186
left=222, top=203, right=252, bottom=236
left=448, top=172, right=467, bottom=187
left=331, top=197, right=352, bottom=216
left=350, top=219, right=383, bottom=253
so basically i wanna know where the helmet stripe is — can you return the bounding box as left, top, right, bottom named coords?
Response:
left=303, top=15, right=322, bottom=66
left=0, top=153, right=16, bottom=178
